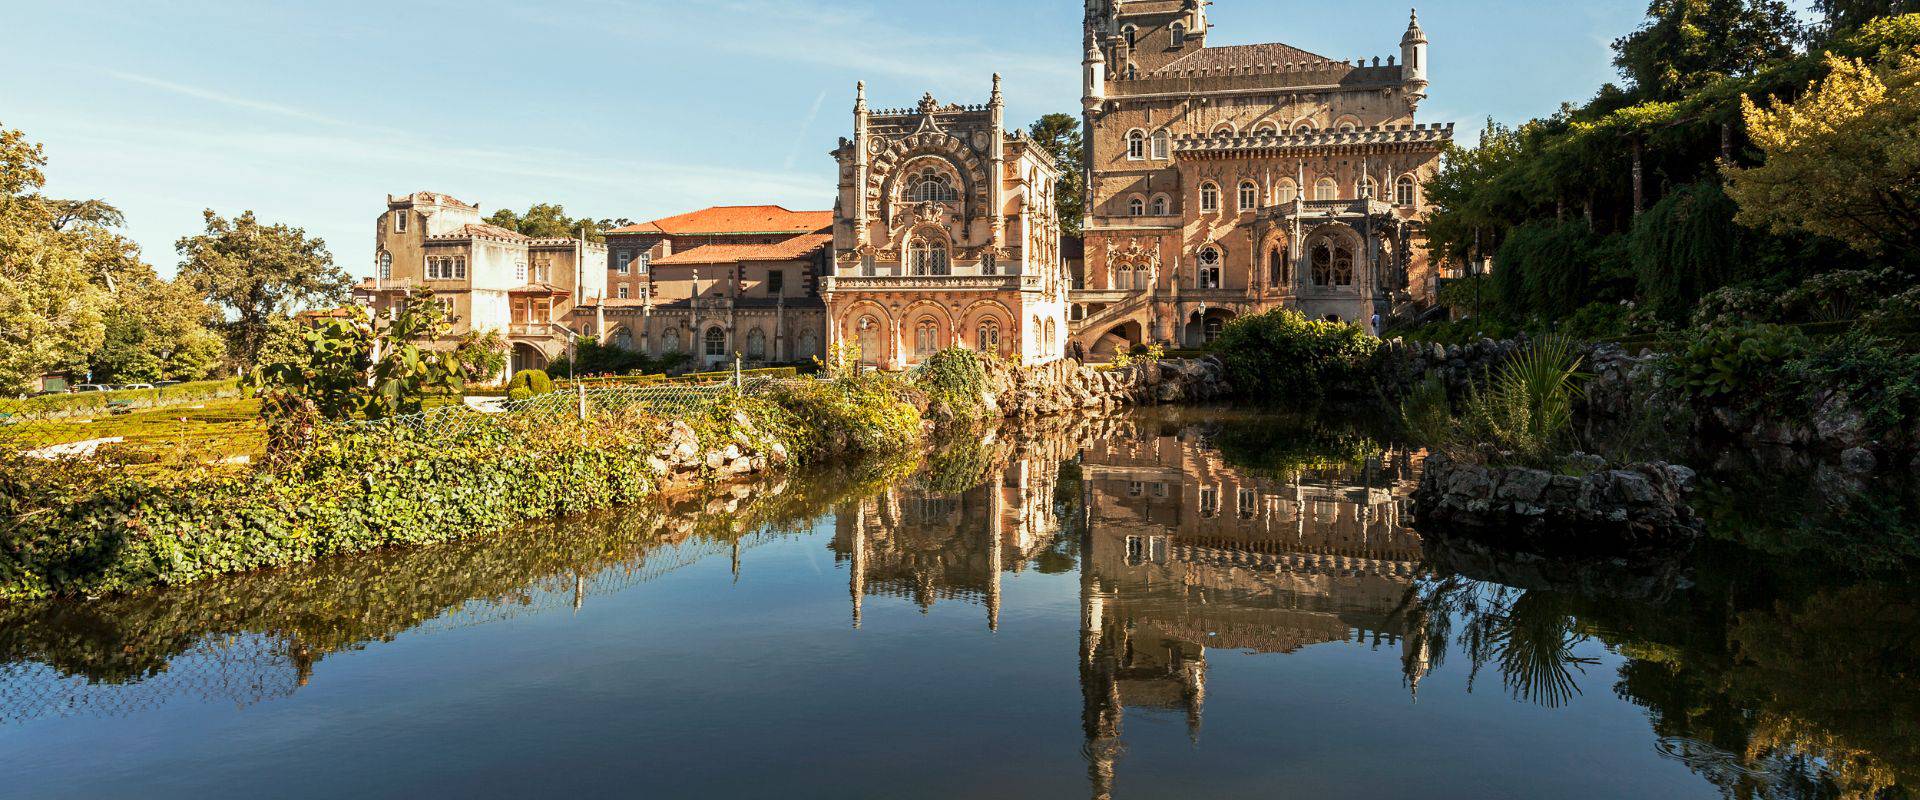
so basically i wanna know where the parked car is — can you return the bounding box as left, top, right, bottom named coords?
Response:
left=71, top=384, right=112, bottom=393
left=120, top=383, right=156, bottom=390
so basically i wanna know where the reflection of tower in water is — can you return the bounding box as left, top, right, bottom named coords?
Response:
left=1075, top=419, right=1430, bottom=799
left=833, top=455, right=1065, bottom=630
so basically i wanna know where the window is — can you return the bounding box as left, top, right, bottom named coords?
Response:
left=907, top=167, right=958, bottom=202
left=1197, top=246, right=1221, bottom=289
left=613, top=328, right=632, bottom=350
left=860, top=256, right=877, bottom=277
left=392, top=210, right=407, bottom=233
left=1238, top=180, right=1258, bottom=212
left=1150, top=130, right=1169, bottom=159
left=1238, top=488, right=1257, bottom=519
left=1311, top=242, right=1355, bottom=286
left=1123, top=25, right=1136, bottom=47
left=636, top=252, right=650, bottom=273
left=1199, top=182, right=1219, bottom=212
left=1127, top=130, right=1146, bottom=160
left=1275, top=179, right=1298, bottom=205
left=616, top=251, right=632, bottom=274
left=1171, top=21, right=1186, bottom=47
left=1128, top=197, right=1145, bottom=217
left=767, top=270, right=784, bottom=294
left=377, top=251, right=392, bottom=280
left=982, top=252, right=996, bottom=275
left=1254, top=122, right=1279, bottom=136
left=746, top=328, right=767, bottom=359
left=1212, top=125, right=1234, bottom=139
left=664, top=328, right=681, bottom=352
left=426, top=255, right=467, bottom=281
left=1151, top=195, right=1169, bottom=215
left=1315, top=178, right=1338, bottom=201
left=1044, top=318, right=1057, bottom=355
left=976, top=319, right=1000, bottom=352
left=909, top=234, right=950, bottom=275
left=704, top=327, right=726, bottom=358
left=515, top=261, right=528, bottom=283
left=1359, top=177, right=1379, bottom=200
left=914, top=319, right=938, bottom=357
left=1204, top=317, right=1224, bottom=342
left=617, top=285, right=630, bottom=299
left=1396, top=175, right=1417, bottom=207
left=1113, top=264, right=1133, bottom=291
left=1268, top=248, right=1289, bottom=285
left=1199, top=486, right=1218, bottom=517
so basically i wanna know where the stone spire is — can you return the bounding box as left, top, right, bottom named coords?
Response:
left=990, top=72, right=1003, bottom=106
left=1401, top=9, right=1429, bottom=101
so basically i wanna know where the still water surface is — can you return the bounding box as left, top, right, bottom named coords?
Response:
left=1, top=409, right=1914, bottom=798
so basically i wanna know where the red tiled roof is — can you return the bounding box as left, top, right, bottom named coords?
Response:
left=651, top=233, right=831, bottom=266
left=607, top=205, right=831, bottom=236
left=508, top=282, right=572, bottom=295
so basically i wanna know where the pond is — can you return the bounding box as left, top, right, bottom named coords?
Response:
left=1, top=408, right=1914, bottom=798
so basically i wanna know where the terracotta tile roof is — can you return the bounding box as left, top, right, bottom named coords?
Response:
left=447, top=223, right=528, bottom=241
left=508, top=282, right=572, bottom=295
left=1149, top=42, right=1330, bottom=76
left=607, top=205, right=831, bottom=236
left=651, top=233, right=831, bottom=265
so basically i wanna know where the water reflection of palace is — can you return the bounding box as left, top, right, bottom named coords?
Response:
left=1075, top=419, right=1427, bottom=799
left=830, top=438, right=1071, bottom=630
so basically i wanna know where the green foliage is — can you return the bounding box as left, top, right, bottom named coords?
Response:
left=1396, top=316, right=1527, bottom=346
left=0, top=123, right=111, bottom=394
left=1110, top=342, right=1166, bottom=368
left=1864, top=286, right=1920, bottom=335
left=1396, top=374, right=1455, bottom=446
left=913, top=347, right=989, bottom=423
left=1495, top=221, right=1629, bottom=320
left=0, top=409, right=667, bottom=602
left=1211, top=309, right=1380, bottom=406
left=176, top=209, right=350, bottom=369
left=1027, top=113, right=1085, bottom=236
left=1612, top=0, right=1804, bottom=100
left=483, top=203, right=630, bottom=243
left=508, top=369, right=554, bottom=396
left=1667, top=323, right=1810, bottom=402
left=771, top=370, right=923, bottom=461
left=452, top=330, right=508, bottom=385
left=549, top=336, right=690, bottom=378
left=1784, top=330, right=1920, bottom=432
left=1629, top=181, right=1760, bottom=319
left=1450, top=337, right=1590, bottom=464
left=0, top=379, right=242, bottom=421
left=249, top=290, right=464, bottom=432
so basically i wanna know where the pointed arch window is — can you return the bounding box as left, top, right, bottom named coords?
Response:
left=613, top=327, right=633, bottom=351
left=1113, top=263, right=1133, bottom=291
left=1238, top=180, right=1258, bottom=212
left=1311, top=241, right=1355, bottom=287
left=1268, top=247, right=1289, bottom=285
left=1396, top=175, right=1417, bottom=207
left=704, top=326, right=727, bottom=358
left=663, top=328, right=682, bottom=353
left=909, top=233, right=950, bottom=275
left=1126, top=130, right=1146, bottom=160
left=746, top=328, right=767, bottom=359
left=377, top=251, right=392, bottom=280
left=1199, top=182, right=1220, bottom=213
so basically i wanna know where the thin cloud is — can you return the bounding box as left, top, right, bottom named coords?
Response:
left=102, top=69, right=358, bottom=128
left=784, top=89, right=828, bottom=171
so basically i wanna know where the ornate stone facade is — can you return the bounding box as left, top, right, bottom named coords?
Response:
left=824, top=76, right=1073, bottom=368
left=1076, top=1, right=1452, bottom=354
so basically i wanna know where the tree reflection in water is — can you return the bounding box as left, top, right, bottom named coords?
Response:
left=1398, top=576, right=1598, bottom=709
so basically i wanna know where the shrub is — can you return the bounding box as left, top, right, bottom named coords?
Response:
left=771, top=371, right=923, bottom=461
left=0, top=379, right=243, bottom=421
left=1783, top=331, right=1920, bottom=435
left=508, top=369, right=554, bottom=396
left=1666, top=323, right=1810, bottom=404
left=1496, top=221, right=1629, bottom=320
left=914, top=347, right=989, bottom=423
left=1690, top=284, right=1783, bottom=328
left=1451, top=336, right=1588, bottom=465
left=1211, top=309, right=1379, bottom=405
left=1629, top=181, right=1757, bottom=320
left=1865, top=287, right=1920, bottom=337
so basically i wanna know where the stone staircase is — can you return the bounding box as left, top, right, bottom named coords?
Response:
left=1069, top=291, right=1152, bottom=338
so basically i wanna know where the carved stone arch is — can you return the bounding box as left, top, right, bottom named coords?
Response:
left=869, top=132, right=990, bottom=224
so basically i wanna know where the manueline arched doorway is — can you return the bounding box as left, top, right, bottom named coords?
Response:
left=510, top=342, right=548, bottom=376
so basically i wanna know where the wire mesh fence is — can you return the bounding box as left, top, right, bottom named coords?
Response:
left=341, top=375, right=822, bottom=434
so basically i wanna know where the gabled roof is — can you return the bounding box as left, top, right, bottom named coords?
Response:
left=651, top=234, right=831, bottom=266
left=607, top=205, right=832, bottom=236
left=1148, top=41, right=1330, bottom=76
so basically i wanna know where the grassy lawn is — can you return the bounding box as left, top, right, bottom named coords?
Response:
left=3, top=397, right=268, bottom=465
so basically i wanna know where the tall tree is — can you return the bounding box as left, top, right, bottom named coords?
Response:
left=0, top=124, right=111, bottom=393
left=1725, top=48, right=1920, bottom=258
left=176, top=210, right=349, bottom=369
left=1613, top=0, right=1806, bottom=99
left=485, top=203, right=629, bottom=243
left=1028, top=114, right=1087, bottom=237
left=1815, top=0, right=1920, bottom=40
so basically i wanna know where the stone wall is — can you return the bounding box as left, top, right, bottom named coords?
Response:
left=1413, top=453, right=1703, bottom=555
left=982, top=356, right=1232, bottom=419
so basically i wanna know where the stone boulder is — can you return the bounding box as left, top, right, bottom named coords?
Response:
left=1413, top=453, right=1703, bottom=556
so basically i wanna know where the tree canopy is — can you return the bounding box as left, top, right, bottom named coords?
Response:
left=1612, top=0, right=1805, bottom=100
left=176, top=210, right=350, bottom=370
left=1028, top=113, right=1086, bottom=237
left=484, top=203, right=631, bottom=243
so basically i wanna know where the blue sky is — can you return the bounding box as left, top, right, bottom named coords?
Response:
left=1, top=0, right=1812, bottom=279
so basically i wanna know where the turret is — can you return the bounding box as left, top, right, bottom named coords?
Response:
left=1082, top=32, right=1107, bottom=115
left=1401, top=9, right=1429, bottom=99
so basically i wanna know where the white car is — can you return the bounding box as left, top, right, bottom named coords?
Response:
left=120, top=383, right=156, bottom=390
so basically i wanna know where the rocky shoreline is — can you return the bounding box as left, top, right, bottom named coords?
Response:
left=1412, top=453, right=1704, bottom=555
